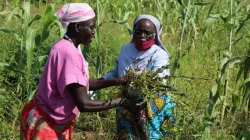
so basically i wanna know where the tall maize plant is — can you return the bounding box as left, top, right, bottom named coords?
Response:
left=203, top=0, right=250, bottom=138
left=172, top=0, right=210, bottom=81
left=0, top=1, right=57, bottom=100
left=0, top=1, right=58, bottom=139
left=0, top=1, right=38, bottom=100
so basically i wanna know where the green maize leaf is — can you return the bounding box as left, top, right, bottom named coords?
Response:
left=0, top=10, right=11, bottom=16
left=210, top=108, right=218, bottom=119
left=123, top=11, right=133, bottom=21
left=206, top=99, right=214, bottom=117
left=235, top=1, right=244, bottom=14
left=207, top=0, right=216, bottom=17
left=28, top=14, right=41, bottom=27
left=220, top=13, right=230, bottom=23
left=232, top=92, right=240, bottom=111
left=14, top=13, right=22, bottom=21
left=28, top=89, right=37, bottom=101
left=236, top=64, right=244, bottom=84
left=247, top=4, right=250, bottom=12
left=191, top=17, right=198, bottom=40
left=203, top=127, right=211, bottom=139
left=236, top=14, right=250, bottom=34
left=242, top=130, right=250, bottom=139
left=35, top=34, right=41, bottom=47
left=219, top=55, right=243, bottom=87
left=82, top=52, right=96, bottom=67
left=205, top=100, right=215, bottom=120
left=6, top=7, right=22, bottom=23
left=25, top=27, right=37, bottom=77
left=96, top=55, right=103, bottom=77
left=44, top=4, right=56, bottom=27
left=229, top=59, right=241, bottom=69
left=44, top=4, right=55, bottom=16
left=0, top=28, right=15, bottom=33
left=241, top=78, right=250, bottom=106
left=243, top=55, right=250, bottom=79
left=177, top=0, right=182, bottom=6
left=224, top=22, right=235, bottom=31
left=194, top=2, right=210, bottom=6
left=0, top=62, right=9, bottom=67
left=55, top=20, right=65, bottom=37
left=41, top=19, right=57, bottom=43
left=202, top=14, right=221, bottom=34
left=126, top=23, right=133, bottom=35
left=242, top=87, right=250, bottom=107
left=12, top=0, right=20, bottom=7
left=0, top=28, right=21, bottom=42
left=171, top=49, right=181, bottom=75
left=238, top=78, right=250, bottom=105
left=40, top=4, right=57, bottom=43
left=210, top=84, right=218, bottom=98
left=41, top=22, right=56, bottom=43
left=23, top=2, right=30, bottom=27
left=232, top=36, right=243, bottom=45
left=219, top=51, right=232, bottom=69
left=217, top=52, right=231, bottom=87
left=14, top=32, right=22, bottom=42
left=38, top=55, right=47, bottom=63
left=83, top=44, right=90, bottom=56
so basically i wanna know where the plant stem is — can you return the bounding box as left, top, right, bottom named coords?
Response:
left=221, top=0, right=233, bottom=126
left=95, top=0, right=103, bottom=133
left=179, top=0, right=190, bottom=51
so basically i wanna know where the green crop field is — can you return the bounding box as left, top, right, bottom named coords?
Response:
left=0, top=0, right=249, bottom=139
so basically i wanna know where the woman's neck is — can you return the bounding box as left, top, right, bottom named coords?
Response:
left=71, top=38, right=79, bottom=48
left=64, top=34, right=79, bottom=48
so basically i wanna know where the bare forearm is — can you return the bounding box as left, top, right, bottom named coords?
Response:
left=68, top=83, right=123, bottom=112
left=89, top=79, right=123, bottom=90
left=79, top=98, right=121, bottom=112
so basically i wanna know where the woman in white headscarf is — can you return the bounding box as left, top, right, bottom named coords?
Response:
left=102, top=14, right=176, bottom=140
left=19, top=3, right=137, bottom=140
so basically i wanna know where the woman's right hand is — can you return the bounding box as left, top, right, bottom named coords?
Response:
left=115, top=77, right=127, bottom=86
left=119, top=97, right=141, bottom=112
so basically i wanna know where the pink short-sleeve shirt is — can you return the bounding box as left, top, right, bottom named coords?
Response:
left=36, top=39, right=89, bottom=124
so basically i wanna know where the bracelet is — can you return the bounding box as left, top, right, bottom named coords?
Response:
left=108, top=99, right=112, bottom=106
left=118, top=98, right=125, bottom=107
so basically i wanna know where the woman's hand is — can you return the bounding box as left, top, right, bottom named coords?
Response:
left=115, top=77, right=127, bottom=86
left=119, top=97, right=140, bottom=112
left=69, top=83, right=139, bottom=112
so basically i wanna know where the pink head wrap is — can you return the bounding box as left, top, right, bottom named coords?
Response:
left=55, top=3, right=95, bottom=28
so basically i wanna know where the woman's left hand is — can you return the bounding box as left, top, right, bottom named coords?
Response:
left=116, top=77, right=127, bottom=86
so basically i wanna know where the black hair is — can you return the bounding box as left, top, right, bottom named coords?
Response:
left=65, top=22, right=77, bottom=38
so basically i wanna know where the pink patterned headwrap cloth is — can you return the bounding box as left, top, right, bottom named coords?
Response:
left=55, top=3, right=95, bottom=28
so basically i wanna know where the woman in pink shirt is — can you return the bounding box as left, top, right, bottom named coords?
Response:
left=20, top=3, right=137, bottom=140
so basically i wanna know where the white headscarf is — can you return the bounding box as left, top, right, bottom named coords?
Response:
left=133, top=14, right=170, bottom=56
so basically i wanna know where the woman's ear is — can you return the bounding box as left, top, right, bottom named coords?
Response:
left=75, top=23, right=80, bottom=32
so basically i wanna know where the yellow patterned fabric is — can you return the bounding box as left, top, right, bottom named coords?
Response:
left=116, top=95, right=176, bottom=139
left=147, top=97, right=165, bottom=119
